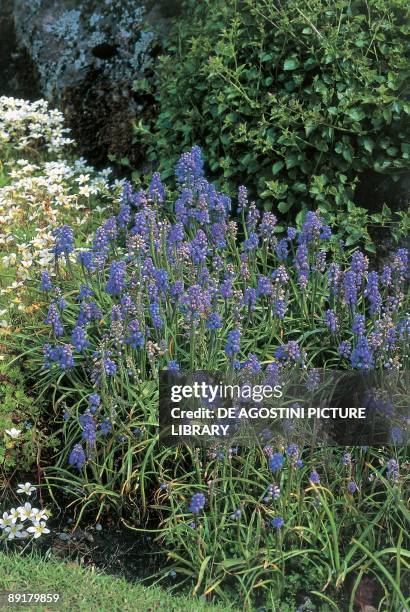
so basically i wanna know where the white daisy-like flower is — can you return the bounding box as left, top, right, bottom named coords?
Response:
left=27, top=522, right=50, bottom=539
left=8, top=508, right=20, bottom=524
left=17, top=482, right=36, bottom=496
left=30, top=508, right=48, bottom=523
left=18, top=502, right=33, bottom=521
left=5, top=523, right=24, bottom=540
left=5, top=428, right=22, bottom=439
left=0, top=512, right=13, bottom=529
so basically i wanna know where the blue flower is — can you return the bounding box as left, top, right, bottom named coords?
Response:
left=343, top=271, right=357, bottom=308
left=100, top=418, right=112, bottom=436
left=352, top=314, right=365, bottom=336
left=256, top=275, right=272, bottom=298
left=78, top=284, right=94, bottom=300
left=243, top=287, right=257, bottom=312
left=175, top=146, right=204, bottom=186
left=294, top=242, right=309, bottom=289
left=306, top=369, right=320, bottom=391
left=269, top=452, right=284, bottom=473
left=71, top=326, right=90, bottom=352
left=274, top=341, right=301, bottom=364
left=52, top=225, right=74, bottom=257
left=243, top=231, right=259, bottom=252
left=325, top=309, right=337, bottom=333
left=338, top=340, right=351, bottom=358
left=45, top=304, right=64, bottom=336
left=242, top=353, right=261, bottom=373
left=206, top=312, right=223, bottom=330
left=149, top=301, right=164, bottom=329
left=188, top=492, right=206, bottom=514
left=300, top=211, right=324, bottom=243
left=68, top=443, right=86, bottom=470
left=43, top=344, right=74, bottom=370
left=148, top=172, right=166, bottom=204
left=225, top=329, right=241, bottom=358
left=237, top=185, right=248, bottom=214
left=364, top=271, right=382, bottom=315
left=347, top=481, right=357, bottom=494
left=79, top=413, right=97, bottom=445
left=271, top=516, right=284, bottom=529
left=105, top=261, right=126, bottom=296
left=386, top=459, right=399, bottom=483
left=309, top=470, right=320, bottom=485
left=88, top=393, right=101, bottom=413
left=350, top=251, right=368, bottom=279
left=265, top=484, right=280, bottom=501
left=259, top=212, right=277, bottom=241
left=286, top=227, right=297, bottom=241
left=104, top=357, right=117, bottom=376
left=168, top=222, right=184, bottom=245
left=125, top=320, right=145, bottom=349
left=350, top=335, right=374, bottom=370
left=40, top=271, right=53, bottom=291
left=390, top=426, right=405, bottom=445
left=220, top=278, right=233, bottom=299
left=275, top=238, right=288, bottom=262
left=230, top=509, right=242, bottom=520
left=117, top=202, right=131, bottom=229
left=273, top=299, right=287, bottom=319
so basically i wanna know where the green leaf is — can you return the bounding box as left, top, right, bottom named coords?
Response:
left=363, top=138, right=374, bottom=153
left=278, top=200, right=293, bottom=213
left=272, top=160, right=284, bottom=175
left=284, top=57, right=299, bottom=71
left=342, top=148, right=353, bottom=163
left=347, top=108, right=365, bottom=122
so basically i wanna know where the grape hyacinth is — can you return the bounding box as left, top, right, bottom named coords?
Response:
left=269, top=453, right=284, bottom=474
left=188, top=492, right=206, bottom=514
left=68, top=443, right=86, bottom=470
left=271, top=516, right=284, bottom=529
left=225, top=330, right=241, bottom=359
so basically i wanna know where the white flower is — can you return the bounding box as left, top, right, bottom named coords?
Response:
left=30, top=508, right=48, bottom=523
left=5, top=428, right=22, bottom=439
left=0, top=512, right=13, bottom=529
left=5, top=523, right=24, bottom=540
left=17, top=502, right=32, bottom=521
left=8, top=508, right=20, bottom=524
left=27, top=522, right=50, bottom=539
left=17, top=482, right=35, bottom=496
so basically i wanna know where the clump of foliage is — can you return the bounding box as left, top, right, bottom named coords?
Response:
left=0, top=364, right=53, bottom=479
left=14, top=147, right=408, bottom=608
left=137, top=0, right=410, bottom=226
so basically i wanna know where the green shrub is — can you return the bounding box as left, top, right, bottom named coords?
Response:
left=137, top=0, right=410, bottom=225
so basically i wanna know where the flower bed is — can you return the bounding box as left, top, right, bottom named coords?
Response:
left=10, top=146, right=408, bottom=608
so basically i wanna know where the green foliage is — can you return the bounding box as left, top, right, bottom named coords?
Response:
left=0, top=363, right=55, bottom=479
left=137, top=0, right=410, bottom=228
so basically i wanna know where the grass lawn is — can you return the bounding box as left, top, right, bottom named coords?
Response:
left=0, top=552, right=234, bottom=611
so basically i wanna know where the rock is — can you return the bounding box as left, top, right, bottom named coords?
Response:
left=10, top=0, right=181, bottom=167
left=0, top=0, right=41, bottom=99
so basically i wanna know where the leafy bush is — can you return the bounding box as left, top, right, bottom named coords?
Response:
left=137, top=0, right=410, bottom=224
left=14, top=147, right=409, bottom=606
